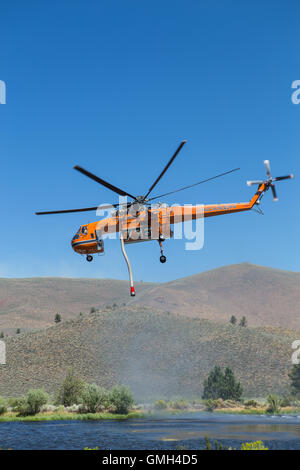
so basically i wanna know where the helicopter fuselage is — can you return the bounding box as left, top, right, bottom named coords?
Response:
left=71, top=182, right=266, bottom=256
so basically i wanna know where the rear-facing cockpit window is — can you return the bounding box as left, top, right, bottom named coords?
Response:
left=81, top=226, right=88, bottom=235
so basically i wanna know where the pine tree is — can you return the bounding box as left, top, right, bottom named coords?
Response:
left=202, top=366, right=243, bottom=401
left=230, top=315, right=237, bottom=325
left=239, top=316, right=247, bottom=327
left=223, top=366, right=243, bottom=400
left=54, top=314, right=62, bottom=324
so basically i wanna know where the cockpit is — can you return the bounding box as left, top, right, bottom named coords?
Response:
left=72, top=228, right=80, bottom=241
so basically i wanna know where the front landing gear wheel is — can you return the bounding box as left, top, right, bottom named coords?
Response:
left=160, top=255, right=167, bottom=263
left=86, top=255, right=93, bottom=262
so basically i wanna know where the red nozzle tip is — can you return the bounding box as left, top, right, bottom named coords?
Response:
left=130, top=287, right=135, bottom=297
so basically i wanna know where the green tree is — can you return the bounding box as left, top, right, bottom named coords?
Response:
left=16, top=328, right=21, bottom=334
left=239, top=316, right=247, bottom=327
left=0, top=332, right=4, bottom=339
left=230, top=315, right=237, bottom=325
left=289, top=364, right=300, bottom=396
left=202, top=366, right=243, bottom=401
left=81, top=384, right=109, bottom=413
left=109, top=385, right=134, bottom=414
left=56, top=369, right=85, bottom=406
left=54, top=313, right=62, bottom=324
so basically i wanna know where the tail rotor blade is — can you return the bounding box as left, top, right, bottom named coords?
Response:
left=273, top=174, right=294, bottom=182
left=247, top=180, right=263, bottom=186
left=264, top=160, right=271, bottom=179
left=270, top=183, right=278, bottom=201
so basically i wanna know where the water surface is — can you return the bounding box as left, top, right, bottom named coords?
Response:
left=0, top=413, right=300, bottom=450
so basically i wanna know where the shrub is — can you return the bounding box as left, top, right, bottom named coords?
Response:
left=205, top=436, right=227, bottom=450
left=81, top=384, right=109, bottom=413
left=205, top=438, right=268, bottom=451
left=26, top=389, right=48, bottom=415
left=109, top=385, right=134, bottom=414
left=56, top=369, right=85, bottom=406
left=54, top=314, right=61, bottom=323
left=0, top=397, right=7, bottom=415
left=169, top=399, right=188, bottom=410
left=154, top=399, right=168, bottom=410
left=13, top=389, right=48, bottom=416
left=241, top=441, right=268, bottom=450
left=216, top=398, right=223, bottom=408
left=223, top=399, right=237, bottom=408
left=266, top=394, right=281, bottom=414
left=204, top=399, right=218, bottom=412
left=202, top=366, right=243, bottom=401
left=11, top=397, right=27, bottom=414
left=280, top=396, right=291, bottom=407
left=244, top=400, right=258, bottom=408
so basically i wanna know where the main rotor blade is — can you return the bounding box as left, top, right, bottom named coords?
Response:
left=36, top=206, right=100, bottom=215
left=144, top=140, right=187, bottom=199
left=273, top=174, right=294, bottom=181
left=35, top=203, right=120, bottom=215
left=74, top=166, right=137, bottom=200
left=148, top=167, right=240, bottom=201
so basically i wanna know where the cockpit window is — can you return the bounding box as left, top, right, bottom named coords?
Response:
left=81, top=226, right=88, bottom=235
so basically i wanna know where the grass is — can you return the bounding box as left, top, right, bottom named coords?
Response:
left=0, top=410, right=145, bottom=422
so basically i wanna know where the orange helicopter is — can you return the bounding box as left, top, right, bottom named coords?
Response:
left=36, top=141, right=294, bottom=296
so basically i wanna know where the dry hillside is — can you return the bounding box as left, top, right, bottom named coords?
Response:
left=0, top=305, right=298, bottom=399
left=0, top=263, right=299, bottom=332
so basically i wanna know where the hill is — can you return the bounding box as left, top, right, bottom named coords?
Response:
left=131, top=263, right=300, bottom=329
left=0, top=306, right=298, bottom=399
left=0, top=263, right=299, bottom=331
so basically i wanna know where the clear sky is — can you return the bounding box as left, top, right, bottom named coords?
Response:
left=0, top=0, right=299, bottom=282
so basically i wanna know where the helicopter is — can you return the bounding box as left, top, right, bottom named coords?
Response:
left=36, top=141, right=294, bottom=296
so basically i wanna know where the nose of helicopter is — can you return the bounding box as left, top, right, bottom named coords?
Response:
left=71, top=232, right=80, bottom=250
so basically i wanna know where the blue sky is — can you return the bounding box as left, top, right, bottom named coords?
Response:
left=0, top=0, right=299, bottom=282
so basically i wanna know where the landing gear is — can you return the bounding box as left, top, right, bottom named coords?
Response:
left=86, top=255, right=93, bottom=262
left=158, top=239, right=167, bottom=263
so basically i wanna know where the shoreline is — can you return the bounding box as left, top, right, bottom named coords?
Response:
left=0, top=411, right=145, bottom=422
left=1, top=406, right=300, bottom=422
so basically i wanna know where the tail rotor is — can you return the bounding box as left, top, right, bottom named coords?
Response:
left=247, top=160, right=294, bottom=202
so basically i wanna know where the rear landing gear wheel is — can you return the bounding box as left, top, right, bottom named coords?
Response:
left=160, top=255, right=167, bottom=263
left=86, top=255, right=93, bottom=262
